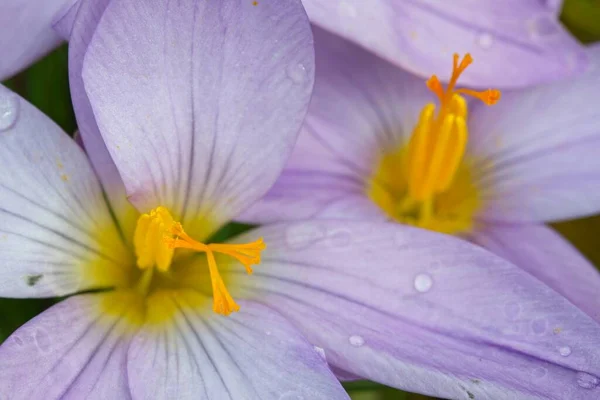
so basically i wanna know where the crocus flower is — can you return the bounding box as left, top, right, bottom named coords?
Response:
left=243, top=28, right=600, bottom=325
left=300, top=0, right=589, bottom=88
left=0, top=0, right=80, bottom=80
left=2, top=2, right=600, bottom=400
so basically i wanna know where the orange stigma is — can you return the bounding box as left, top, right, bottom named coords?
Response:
left=165, top=222, right=265, bottom=316
left=427, top=53, right=501, bottom=108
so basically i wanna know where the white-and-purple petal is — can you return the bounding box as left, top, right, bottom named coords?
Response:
left=228, top=220, right=600, bottom=399
left=0, top=85, right=130, bottom=297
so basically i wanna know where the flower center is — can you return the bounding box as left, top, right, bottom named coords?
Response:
left=133, top=206, right=265, bottom=316
left=367, top=54, right=501, bottom=235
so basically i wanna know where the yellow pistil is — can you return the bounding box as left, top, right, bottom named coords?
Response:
left=367, top=54, right=501, bottom=235
left=133, top=206, right=265, bottom=316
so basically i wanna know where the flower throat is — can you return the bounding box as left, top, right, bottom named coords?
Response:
left=368, top=54, right=500, bottom=235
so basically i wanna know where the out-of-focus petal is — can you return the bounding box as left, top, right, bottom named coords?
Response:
left=241, top=27, right=426, bottom=224
left=0, top=0, right=76, bottom=80
left=82, top=0, right=314, bottom=240
left=0, top=293, right=136, bottom=399
left=68, top=0, right=138, bottom=241
left=473, top=223, right=600, bottom=323
left=302, top=0, right=587, bottom=88
left=52, top=0, right=81, bottom=40
left=127, top=291, right=349, bottom=400
left=0, top=85, right=131, bottom=297
left=228, top=220, right=600, bottom=399
left=470, top=44, right=600, bottom=223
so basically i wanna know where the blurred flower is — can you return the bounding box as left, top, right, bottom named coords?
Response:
left=243, top=25, right=600, bottom=338
left=1, top=1, right=600, bottom=400
left=301, top=0, right=588, bottom=88
left=0, top=0, right=79, bottom=80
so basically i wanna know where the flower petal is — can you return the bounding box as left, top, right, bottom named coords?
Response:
left=473, top=223, right=600, bottom=323
left=68, top=0, right=138, bottom=241
left=470, top=44, right=600, bottom=223
left=0, top=0, right=75, bottom=80
left=52, top=0, right=81, bottom=40
left=241, top=27, right=425, bottom=224
left=127, top=291, right=349, bottom=400
left=227, top=220, right=600, bottom=399
left=302, top=0, right=587, bottom=88
left=82, top=0, right=314, bottom=239
left=0, top=293, right=136, bottom=399
left=0, top=85, right=131, bottom=297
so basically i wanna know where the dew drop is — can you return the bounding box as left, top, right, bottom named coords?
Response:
left=576, top=372, right=600, bottom=389
left=286, top=63, right=307, bottom=84
left=348, top=335, right=365, bottom=347
left=285, top=223, right=325, bottom=250
left=34, top=329, right=50, bottom=353
left=13, top=336, right=24, bottom=346
left=532, top=367, right=547, bottom=379
left=477, top=32, right=494, bottom=49
left=559, top=346, right=572, bottom=357
left=313, top=346, right=326, bottom=361
left=0, top=93, right=20, bottom=132
left=413, top=273, right=433, bottom=293
left=528, top=15, right=560, bottom=39
left=504, top=302, right=521, bottom=320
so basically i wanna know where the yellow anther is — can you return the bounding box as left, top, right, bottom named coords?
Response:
left=450, top=94, right=467, bottom=119
left=165, top=221, right=265, bottom=316
left=399, top=53, right=499, bottom=228
left=134, top=206, right=174, bottom=272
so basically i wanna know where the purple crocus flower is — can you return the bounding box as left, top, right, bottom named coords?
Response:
left=1, top=1, right=600, bottom=400
left=243, top=28, right=600, bottom=331
left=300, top=0, right=588, bottom=88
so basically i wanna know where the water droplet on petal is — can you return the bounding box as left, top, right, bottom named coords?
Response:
left=532, top=367, right=547, bottom=379
left=13, top=336, right=24, bottom=346
left=504, top=302, right=521, bottom=320
left=414, top=273, right=433, bottom=293
left=349, top=335, right=365, bottom=347
left=313, top=346, right=326, bottom=361
left=528, top=15, right=560, bottom=39
left=279, top=391, right=304, bottom=400
left=576, top=372, right=600, bottom=389
left=559, top=346, right=572, bottom=357
left=265, top=330, right=272, bottom=336
left=286, top=63, right=307, bottom=84
left=0, top=93, right=20, bottom=132
left=477, top=32, right=494, bottom=49
left=286, top=223, right=326, bottom=250
left=34, top=329, right=50, bottom=353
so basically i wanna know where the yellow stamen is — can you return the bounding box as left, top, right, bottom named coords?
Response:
left=134, top=206, right=174, bottom=272
left=133, top=207, right=265, bottom=316
left=408, top=53, right=501, bottom=203
left=166, top=222, right=265, bottom=316
left=368, top=53, right=500, bottom=235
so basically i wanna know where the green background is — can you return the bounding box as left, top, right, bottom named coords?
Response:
left=2, top=1, right=600, bottom=398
